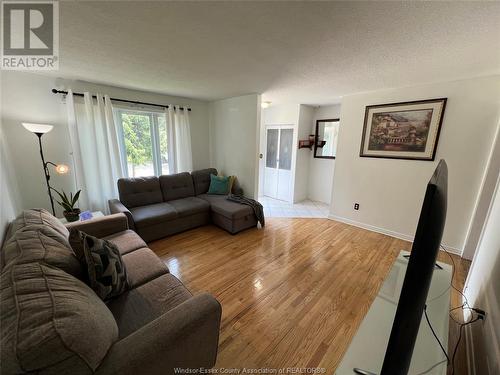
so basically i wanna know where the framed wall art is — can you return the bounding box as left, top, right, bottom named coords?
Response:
left=359, top=98, right=447, bottom=161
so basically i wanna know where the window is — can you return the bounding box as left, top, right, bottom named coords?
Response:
left=116, top=109, right=169, bottom=177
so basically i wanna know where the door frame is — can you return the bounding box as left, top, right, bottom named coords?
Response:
left=263, top=124, right=295, bottom=202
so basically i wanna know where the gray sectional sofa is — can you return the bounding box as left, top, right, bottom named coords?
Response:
left=1, top=209, right=222, bottom=375
left=109, top=168, right=258, bottom=242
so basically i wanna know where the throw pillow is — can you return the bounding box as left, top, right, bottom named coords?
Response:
left=228, top=175, right=235, bottom=193
left=208, top=174, right=231, bottom=195
left=69, top=229, right=129, bottom=300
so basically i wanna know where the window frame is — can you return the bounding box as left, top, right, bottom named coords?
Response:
left=115, top=107, right=168, bottom=178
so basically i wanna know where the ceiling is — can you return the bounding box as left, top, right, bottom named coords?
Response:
left=50, top=1, right=500, bottom=105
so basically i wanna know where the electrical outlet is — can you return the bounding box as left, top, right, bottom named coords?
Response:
left=354, top=203, right=359, bottom=210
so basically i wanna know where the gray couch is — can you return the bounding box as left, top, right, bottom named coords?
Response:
left=1, top=209, right=221, bottom=375
left=109, top=168, right=258, bottom=242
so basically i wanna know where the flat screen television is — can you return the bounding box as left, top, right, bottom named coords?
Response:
left=349, top=159, right=450, bottom=375
left=379, top=159, right=448, bottom=374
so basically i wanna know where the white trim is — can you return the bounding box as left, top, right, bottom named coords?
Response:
left=328, top=214, right=462, bottom=255
left=465, top=324, right=476, bottom=375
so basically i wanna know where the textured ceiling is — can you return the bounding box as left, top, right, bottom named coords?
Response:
left=50, top=1, right=500, bottom=104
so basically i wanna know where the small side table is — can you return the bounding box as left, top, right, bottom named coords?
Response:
left=59, top=211, right=104, bottom=224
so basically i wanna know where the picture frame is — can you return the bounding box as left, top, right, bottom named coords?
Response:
left=314, top=118, right=340, bottom=159
left=359, top=98, right=447, bottom=161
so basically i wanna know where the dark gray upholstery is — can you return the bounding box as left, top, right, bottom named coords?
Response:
left=136, top=212, right=210, bottom=242
left=191, top=168, right=218, bottom=195
left=111, top=169, right=258, bottom=241
left=96, top=293, right=221, bottom=375
left=104, top=229, right=147, bottom=255
left=121, top=248, right=169, bottom=288
left=197, top=194, right=253, bottom=219
left=117, top=177, right=163, bottom=208
left=168, top=197, right=210, bottom=218
left=1, top=210, right=222, bottom=375
left=159, top=172, right=195, bottom=201
left=108, top=199, right=135, bottom=230
left=197, top=194, right=257, bottom=234
left=129, top=202, right=177, bottom=228
left=107, top=273, right=192, bottom=339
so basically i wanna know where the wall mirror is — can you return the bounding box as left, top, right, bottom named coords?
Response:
left=314, top=119, right=340, bottom=159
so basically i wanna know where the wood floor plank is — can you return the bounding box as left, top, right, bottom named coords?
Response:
left=149, top=218, right=470, bottom=374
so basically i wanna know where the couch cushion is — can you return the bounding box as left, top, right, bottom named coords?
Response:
left=103, top=229, right=147, bottom=255
left=122, top=247, right=169, bottom=288
left=8, top=208, right=69, bottom=239
left=191, top=168, right=218, bottom=195
left=106, top=273, right=192, bottom=338
left=159, top=172, right=195, bottom=201
left=129, top=202, right=178, bottom=228
left=0, top=262, right=118, bottom=373
left=117, top=176, right=163, bottom=209
left=168, top=197, right=210, bottom=218
left=1, top=226, right=83, bottom=279
left=198, top=193, right=253, bottom=219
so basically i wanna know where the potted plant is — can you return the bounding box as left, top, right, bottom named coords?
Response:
left=54, top=189, right=82, bottom=222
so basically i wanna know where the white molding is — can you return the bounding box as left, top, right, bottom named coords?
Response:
left=328, top=214, right=462, bottom=255
left=465, top=324, right=476, bottom=375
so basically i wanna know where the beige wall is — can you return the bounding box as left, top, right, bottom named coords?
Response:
left=1, top=71, right=211, bottom=217
left=330, top=75, right=500, bottom=253
left=209, top=94, right=261, bottom=198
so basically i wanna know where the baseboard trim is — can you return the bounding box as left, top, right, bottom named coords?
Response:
left=328, top=214, right=462, bottom=255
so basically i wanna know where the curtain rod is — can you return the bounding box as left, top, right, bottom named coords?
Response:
left=51, top=89, right=192, bottom=111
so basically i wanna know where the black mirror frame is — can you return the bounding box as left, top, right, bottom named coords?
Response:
left=314, top=118, right=339, bottom=159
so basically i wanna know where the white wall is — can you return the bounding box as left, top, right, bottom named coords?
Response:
left=209, top=94, right=261, bottom=198
left=462, top=121, right=500, bottom=260
left=294, top=105, right=315, bottom=202
left=1, top=71, right=211, bottom=216
left=0, top=119, right=22, bottom=244
left=308, top=104, right=341, bottom=204
left=330, top=75, right=500, bottom=253
left=464, top=175, right=500, bottom=372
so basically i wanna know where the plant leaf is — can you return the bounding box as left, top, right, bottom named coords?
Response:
left=72, top=190, right=81, bottom=206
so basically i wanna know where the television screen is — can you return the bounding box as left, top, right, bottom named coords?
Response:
left=380, top=159, right=448, bottom=374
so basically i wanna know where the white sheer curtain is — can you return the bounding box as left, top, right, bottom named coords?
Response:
left=66, top=90, right=125, bottom=213
left=166, top=105, right=193, bottom=173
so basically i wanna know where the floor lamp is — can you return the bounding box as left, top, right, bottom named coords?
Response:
left=22, top=123, right=70, bottom=216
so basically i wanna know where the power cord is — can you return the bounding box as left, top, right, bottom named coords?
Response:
left=438, top=245, right=485, bottom=375
left=417, top=245, right=485, bottom=375
left=423, top=305, right=450, bottom=364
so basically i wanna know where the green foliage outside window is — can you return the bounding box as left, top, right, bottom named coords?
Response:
left=121, top=113, right=153, bottom=175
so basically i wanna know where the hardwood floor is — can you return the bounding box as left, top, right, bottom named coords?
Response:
left=149, top=218, right=471, bottom=374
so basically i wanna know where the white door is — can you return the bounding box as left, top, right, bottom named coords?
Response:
left=264, top=126, right=294, bottom=201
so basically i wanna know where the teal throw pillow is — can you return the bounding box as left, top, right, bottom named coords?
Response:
left=208, top=174, right=230, bottom=195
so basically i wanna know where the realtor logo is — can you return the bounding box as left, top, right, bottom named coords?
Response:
left=1, top=1, right=59, bottom=70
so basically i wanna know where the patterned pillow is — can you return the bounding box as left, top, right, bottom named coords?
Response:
left=68, top=229, right=129, bottom=300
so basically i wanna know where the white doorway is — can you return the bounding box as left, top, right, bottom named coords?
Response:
left=263, top=126, right=294, bottom=201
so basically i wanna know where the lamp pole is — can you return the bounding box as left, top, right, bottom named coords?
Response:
left=36, top=133, right=56, bottom=216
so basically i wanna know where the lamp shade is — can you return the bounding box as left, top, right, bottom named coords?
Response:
left=22, top=123, right=54, bottom=134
